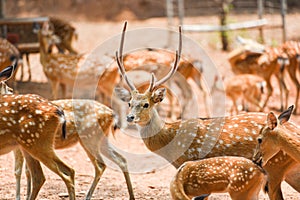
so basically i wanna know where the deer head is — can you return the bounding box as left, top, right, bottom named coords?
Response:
left=114, top=22, right=182, bottom=126
left=38, top=22, right=61, bottom=53
left=253, top=105, right=294, bottom=166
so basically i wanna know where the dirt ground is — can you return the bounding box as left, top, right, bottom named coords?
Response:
left=1, top=13, right=300, bottom=200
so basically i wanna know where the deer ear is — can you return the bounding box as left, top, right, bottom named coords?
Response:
left=151, top=88, right=166, bottom=103
left=278, top=105, right=294, bottom=124
left=267, top=112, right=278, bottom=130
left=114, top=87, right=131, bottom=102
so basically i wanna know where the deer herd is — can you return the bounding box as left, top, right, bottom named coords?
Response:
left=0, top=19, right=300, bottom=200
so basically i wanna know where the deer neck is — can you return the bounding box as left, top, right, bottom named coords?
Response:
left=38, top=34, right=50, bottom=65
left=137, top=109, right=175, bottom=153
left=277, top=128, right=300, bottom=163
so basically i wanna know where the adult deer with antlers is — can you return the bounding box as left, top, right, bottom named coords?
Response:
left=170, top=156, right=266, bottom=200
left=114, top=22, right=300, bottom=200
left=253, top=105, right=300, bottom=166
left=0, top=67, right=75, bottom=199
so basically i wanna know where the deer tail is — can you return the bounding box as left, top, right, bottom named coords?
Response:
left=55, top=107, right=67, bottom=139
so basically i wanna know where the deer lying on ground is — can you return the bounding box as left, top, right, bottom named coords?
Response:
left=212, top=74, right=266, bottom=115
left=253, top=105, right=300, bottom=167
left=229, top=43, right=290, bottom=111
left=0, top=67, right=75, bottom=199
left=114, top=22, right=300, bottom=200
left=170, top=156, right=266, bottom=200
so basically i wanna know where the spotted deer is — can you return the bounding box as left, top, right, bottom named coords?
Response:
left=229, top=44, right=290, bottom=111
left=170, top=156, right=266, bottom=200
left=253, top=105, right=300, bottom=167
left=38, top=21, right=84, bottom=99
left=13, top=99, right=135, bottom=200
left=281, top=41, right=300, bottom=114
left=212, top=74, right=266, bottom=114
left=0, top=87, right=75, bottom=199
left=114, top=22, right=300, bottom=200
left=0, top=66, right=134, bottom=200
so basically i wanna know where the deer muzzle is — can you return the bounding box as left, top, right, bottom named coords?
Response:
left=127, top=114, right=135, bottom=122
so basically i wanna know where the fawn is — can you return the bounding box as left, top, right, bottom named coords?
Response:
left=170, top=156, right=266, bottom=200
left=212, top=74, right=266, bottom=114
left=253, top=105, right=300, bottom=166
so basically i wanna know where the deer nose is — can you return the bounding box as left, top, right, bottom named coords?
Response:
left=127, top=114, right=135, bottom=122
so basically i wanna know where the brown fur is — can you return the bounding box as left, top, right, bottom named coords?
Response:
left=0, top=94, right=75, bottom=199
left=14, top=99, right=134, bottom=200
left=170, top=157, right=266, bottom=200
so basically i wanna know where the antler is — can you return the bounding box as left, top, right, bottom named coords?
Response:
left=116, top=22, right=182, bottom=92
left=116, top=21, right=136, bottom=91
left=148, top=26, right=182, bottom=91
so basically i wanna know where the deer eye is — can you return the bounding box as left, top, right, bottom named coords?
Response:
left=128, top=102, right=131, bottom=107
left=143, top=103, right=149, bottom=108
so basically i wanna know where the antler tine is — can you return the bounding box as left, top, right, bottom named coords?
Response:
left=116, top=21, right=136, bottom=91
left=147, top=73, right=156, bottom=92
left=151, top=26, right=182, bottom=91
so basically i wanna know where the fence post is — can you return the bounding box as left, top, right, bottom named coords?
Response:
left=178, top=0, right=184, bottom=26
left=0, top=0, right=5, bottom=18
left=257, top=0, right=265, bottom=43
left=280, top=0, right=287, bottom=42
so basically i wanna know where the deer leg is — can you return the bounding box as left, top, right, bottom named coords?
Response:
left=287, top=68, right=300, bottom=114
left=275, top=73, right=289, bottom=111
left=100, top=139, right=135, bottom=200
left=19, top=55, right=24, bottom=81
left=25, top=163, right=31, bottom=200
left=25, top=53, right=31, bottom=82
left=262, top=79, right=273, bottom=110
left=294, top=84, right=300, bottom=115
left=22, top=147, right=75, bottom=199
left=50, top=80, right=59, bottom=99
left=78, top=130, right=106, bottom=200
left=60, top=83, right=67, bottom=99
left=14, top=149, right=24, bottom=200
left=14, top=149, right=33, bottom=200
left=229, top=96, right=238, bottom=115
left=21, top=150, right=45, bottom=200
